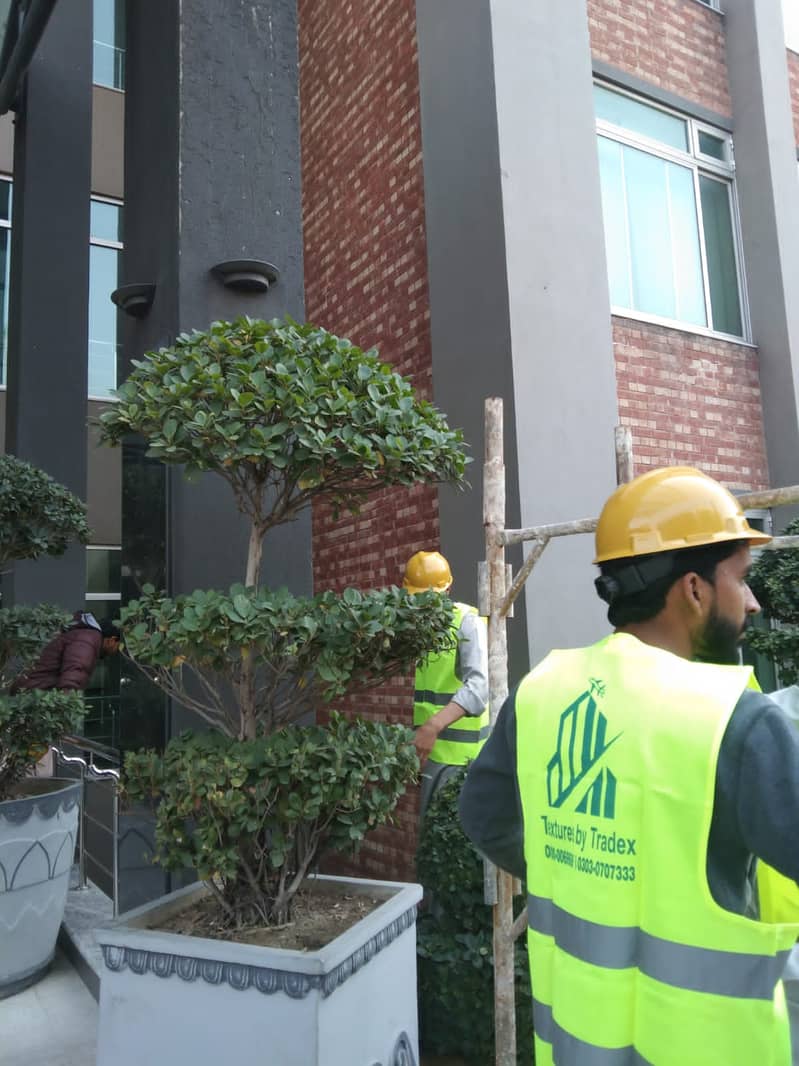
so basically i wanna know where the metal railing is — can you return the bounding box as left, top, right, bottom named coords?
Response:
left=52, top=734, right=121, bottom=917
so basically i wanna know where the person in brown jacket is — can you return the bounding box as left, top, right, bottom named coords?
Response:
left=12, top=611, right=120, bottom=693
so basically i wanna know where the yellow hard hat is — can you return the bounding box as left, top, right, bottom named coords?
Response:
left=594, top=466, right=771, bottom=564
left=403, top=550, right=453, bottom=594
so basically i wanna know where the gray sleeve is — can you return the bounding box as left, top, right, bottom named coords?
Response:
left=722, top=689, right=799, bottom=883
left=458, top=687, right=526, bottom=879
left=451, top=610, right=488, bottom=716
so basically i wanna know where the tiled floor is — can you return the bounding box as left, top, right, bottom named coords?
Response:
left=0, top=951, right=98, bottom=1066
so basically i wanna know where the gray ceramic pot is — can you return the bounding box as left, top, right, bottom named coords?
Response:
left=0, top=777, right=81, bottom=998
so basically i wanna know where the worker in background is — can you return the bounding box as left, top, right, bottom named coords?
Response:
left=403, top=550, right=489, bottom=821
left=459, top=467, right=799, bottom=1065
left=12, top=611, right=120, bottom=693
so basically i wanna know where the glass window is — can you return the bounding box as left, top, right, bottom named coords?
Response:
left=0, top=177, right=11, bottom=387
left=89, top=199, right=122, bottom=399
left=87, top=546, right=122, bottom=596
left=0, top=188, right=123, bottom=395
left=594, top=85, right=688, bottom=152
left=699, top=176, right=743, bottom=337
left=697, top=130, right=727, bottom=161
left=93, top=0, right=125, bottom=90
left=84, top=546, right=122, bottom=746
left=595, top=84, right=745, bottom=338
left=90, top=199, right=123, bottom=243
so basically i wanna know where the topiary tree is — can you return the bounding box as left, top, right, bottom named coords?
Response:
left=0, top=456, right=90, bottom=800
left=100, top=316, right=468, bottom=926
left=746, top=517, right=799, bottom=685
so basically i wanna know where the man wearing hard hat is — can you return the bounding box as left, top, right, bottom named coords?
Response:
left=402, top=550, right=489, bottom=820
left=460, top=467, right=799, bottom=1066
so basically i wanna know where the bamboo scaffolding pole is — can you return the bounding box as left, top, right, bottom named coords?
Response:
left=502, top=486, right=799, bottom=548
left=615, top=425, right=634, bottom=485
left=484, top=398, right=516, bottom=1066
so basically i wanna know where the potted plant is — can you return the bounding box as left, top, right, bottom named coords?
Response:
left=0, top=455, right=90, bottom=997
left=93, top=318, right=467, bottom=1066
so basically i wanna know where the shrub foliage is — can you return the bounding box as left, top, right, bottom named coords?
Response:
left=417, top=770, right=534, bottom=1066
left=747, top=517, right=799, bottom=684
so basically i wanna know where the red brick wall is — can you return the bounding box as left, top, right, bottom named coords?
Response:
left=299, top=0, right=435, bottom=880
left=613, top=318, right=769, bottom=491
left=788, top=50, right=799, bottom=146
left=588, top=0, right=731, bottom=117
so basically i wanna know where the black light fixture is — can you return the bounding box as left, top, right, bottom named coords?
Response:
left=111, top=283, right=156, bottom=318
left=210, top=259, right=280, bottom=294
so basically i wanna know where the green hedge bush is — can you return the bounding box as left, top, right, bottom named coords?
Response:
left=416, top=768, right=534, bottom=1065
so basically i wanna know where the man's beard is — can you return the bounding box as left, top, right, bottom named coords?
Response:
left=693, top=604, right=746, bottom=665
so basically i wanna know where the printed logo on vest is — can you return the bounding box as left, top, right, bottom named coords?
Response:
left=546, top=678, right=621, bottom=820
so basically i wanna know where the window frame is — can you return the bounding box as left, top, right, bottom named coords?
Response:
left=0, top=174, right=11, bottom=390
left=595, top=82, right=750, bottom=343
left=85, top=544, right=122, bottom=606
left=93, top=0, right=126, bottom=92
left=89, top=194, right=123, bottom=403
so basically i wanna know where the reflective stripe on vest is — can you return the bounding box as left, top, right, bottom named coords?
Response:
left=532, top=999, right=655, bottom=1066
left=515, top=633, right=799, bottom=1066
left=528, top=893, right=791, bottom=1001
left=413, top=602, right=488, bottom=765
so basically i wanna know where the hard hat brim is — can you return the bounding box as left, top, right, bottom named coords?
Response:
left=593, top=527, right=772, bottom=565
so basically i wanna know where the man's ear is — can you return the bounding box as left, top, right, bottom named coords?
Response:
left=673, top=571, right=709, bottom=618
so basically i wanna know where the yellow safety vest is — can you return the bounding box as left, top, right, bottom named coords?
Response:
left=413, top=602, right=489, bottom=766
left=515, top=632, right=799, bottom=1066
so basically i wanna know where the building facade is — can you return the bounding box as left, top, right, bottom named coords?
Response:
left=2, top=0, right=798, bottom=879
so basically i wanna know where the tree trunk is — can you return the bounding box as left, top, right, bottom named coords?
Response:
left=245, top=520, right=264, bottom=588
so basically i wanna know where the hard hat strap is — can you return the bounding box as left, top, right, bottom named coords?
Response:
left=595, top=553, right=677, bottom=605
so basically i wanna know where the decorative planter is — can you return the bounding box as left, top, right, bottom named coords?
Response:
left=96, top=874, right=422, bottom=1066
left=0, top=777, right=81, bottom=998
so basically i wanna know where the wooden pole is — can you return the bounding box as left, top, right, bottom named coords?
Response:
left=614, top=425, right=634, bottom=485
left=484, top=397, right=516, bottom=1066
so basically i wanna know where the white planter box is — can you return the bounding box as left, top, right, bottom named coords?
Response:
left=0, top=778, right=81, bottom=997
left=96, top=874, right=422, bottom=1066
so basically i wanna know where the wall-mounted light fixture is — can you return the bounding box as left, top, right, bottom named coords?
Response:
left=111, top=283, right=156, bottom=318
left=210, top=259, right=280, bottom=294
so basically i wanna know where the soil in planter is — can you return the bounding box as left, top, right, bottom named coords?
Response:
left=156, top=890, right=383, bottom=952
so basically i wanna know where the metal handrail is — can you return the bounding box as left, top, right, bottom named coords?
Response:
left=52, top=736, right=121, bottom=916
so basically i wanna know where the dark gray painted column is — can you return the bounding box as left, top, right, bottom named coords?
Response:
left=416, top=0, right=529, bottom=677
left=417, top=0, right=618, bottom=667
left=724, top=0, right=799, bottom=518
left=4, top=0, right=92, bottom=609
left=123, top=0, right=310, bottom=736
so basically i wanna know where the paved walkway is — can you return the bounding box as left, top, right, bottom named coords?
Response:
left=0, top=951, right=98, bottom=1066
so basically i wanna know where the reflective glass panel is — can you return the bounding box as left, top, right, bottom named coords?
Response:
left=93, top=0, right=126, bottom=90
left=91, top=200, right=122, bottom=243
left=594, top=85, right=689, bottom=152
left=598, top=140, right=707, bottom=326
left=0, top=227, right=10, bottom=387
left=88, top=244, right=120, bottom=397
left=698, top=130, right=727, bottom=161
left=597, top=136, right=632, bottom=308
left=87, top=547, right=122, bottom=595
left=700, top=175, right=742, bottom=336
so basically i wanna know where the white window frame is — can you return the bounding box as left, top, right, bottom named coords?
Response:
left=693, top=0, right=721, bottom=12
left=595, top=82, right=750, bottom=343
left=89, top=195, right=123, bottom=403
left=86, top=544, right=122, bottom=604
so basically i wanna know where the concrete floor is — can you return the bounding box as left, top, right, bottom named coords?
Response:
left=0, top=951, right=98, bottom=1066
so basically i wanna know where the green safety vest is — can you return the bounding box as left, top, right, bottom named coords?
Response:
left=515, top=631, right=799, bottom=1066
left=413, top=602, right=489, bottom=766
